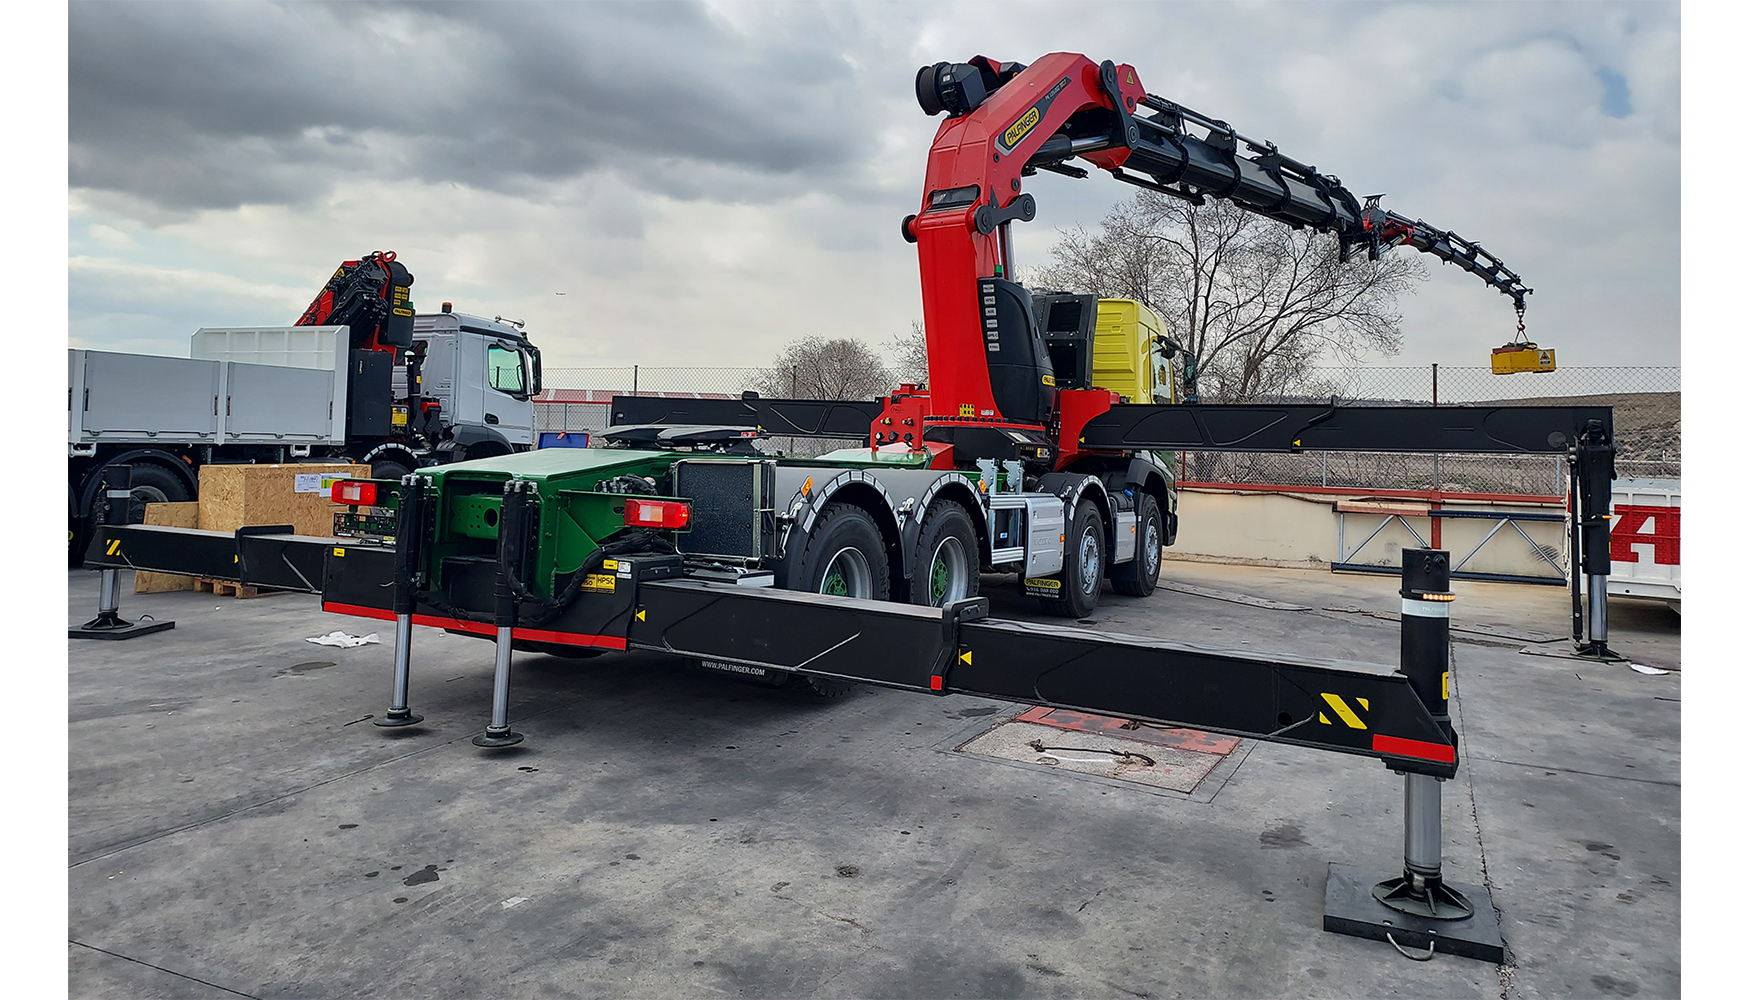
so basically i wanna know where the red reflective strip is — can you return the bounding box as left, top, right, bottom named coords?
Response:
left=1372, top=733, right=1456, bottom=763
left=512, top=625, right=628, bottom=651
left=414, top=614, right=493, bottom=635
left=323, top=602, right=628, bottom=650
left=930, top=676, right=944, bottom=691
left=322, top=601, right=395, bottom=622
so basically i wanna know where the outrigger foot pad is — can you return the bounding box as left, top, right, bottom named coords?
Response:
left=374, top=709, right=424, bottom=728
left=472, top=728, right=524, bottom=748
left=70, top=614, right=175, bottom=640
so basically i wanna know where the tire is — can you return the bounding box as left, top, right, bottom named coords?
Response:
left=371, top=457, right=414, bottom=481
left=1110, top=494, right=1164, bottom=597
left=788, top=502, right=889, bottom=697
left=74, top=462, right=191, bottom=564
left=1040, top=499, right=1105, bottom=618
left=795, top=675, right=857, bottom=698
left=792, top=503, right=891, bottom=601
left=911, top=502, right=980, bottom=607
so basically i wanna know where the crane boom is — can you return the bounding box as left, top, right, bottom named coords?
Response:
left=295, top=250, right=417, bottom=352
left=904, top=53, right=1532, bottom=430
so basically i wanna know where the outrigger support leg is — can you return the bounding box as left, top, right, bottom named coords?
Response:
left=1323, top=550, right=1505, bottom=963
left=71, top=464, right=175, bottom=641
left=376, top=474, right=427, bottom=728
left=474, top=479, right=529, bottom=749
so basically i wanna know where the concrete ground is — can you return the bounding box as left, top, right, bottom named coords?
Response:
left=68, top=560, right=1680, bottom=999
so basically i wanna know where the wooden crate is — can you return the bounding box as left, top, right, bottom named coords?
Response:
left=133, top=502, right=200, bottom=593
left=197, top=463, right=369, bottom=537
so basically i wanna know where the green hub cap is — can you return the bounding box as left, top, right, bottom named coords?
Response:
left=927, top=536, right=969, bottom=606
left=820, top=546, right=873, bottom=599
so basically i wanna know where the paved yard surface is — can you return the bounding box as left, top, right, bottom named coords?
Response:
left=68, top=560, right=1680, bottom=998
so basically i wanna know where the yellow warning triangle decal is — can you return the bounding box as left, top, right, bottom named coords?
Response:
left=635, top=609, right=646, bottom=622
left=958, top=650, right=972, bottom=665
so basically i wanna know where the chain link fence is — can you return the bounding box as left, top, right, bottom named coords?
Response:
left=1179, top=365, right=1680, bottom=493
left=538, top=364, right=1679, bottom=491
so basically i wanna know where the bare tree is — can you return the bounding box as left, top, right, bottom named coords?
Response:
left=748, top=336, right=894, bottom=400
left=1034, top=192, right=1426, bottom=402
left=746, top=336, right=892, bottom=458
left=884, top=321, right=929, bottom=387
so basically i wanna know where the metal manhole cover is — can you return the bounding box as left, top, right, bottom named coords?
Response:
left=957, top=720, right=1227, bottom=794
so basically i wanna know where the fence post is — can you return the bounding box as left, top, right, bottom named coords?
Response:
left=632, top=365, right=639, bottom=397
left=792, top=365, right=799, bottom=398
left=1431, top=363, right=1438, bottom=407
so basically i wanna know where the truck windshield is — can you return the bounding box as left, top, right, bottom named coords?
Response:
left=488, top=343, right=528, bottom=397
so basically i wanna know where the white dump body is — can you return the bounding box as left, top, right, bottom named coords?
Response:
left=1608, top=478, right=1680, bottom=609
left=69, top=326, right=349, bottom=447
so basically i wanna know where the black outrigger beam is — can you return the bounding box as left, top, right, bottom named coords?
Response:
left=80, top=517, right=1500, bottom=960
left=81, top=517, right=1459, bottom=776
left=613, top=396, right=1623, bottom=660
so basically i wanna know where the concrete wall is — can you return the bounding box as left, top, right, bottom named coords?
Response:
left=1166, top=487, right=1568, bottom=579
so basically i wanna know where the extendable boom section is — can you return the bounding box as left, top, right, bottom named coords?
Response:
left=78, top=523, right=1458, bottom=778
left=908, top=53, right=1532, bottom=424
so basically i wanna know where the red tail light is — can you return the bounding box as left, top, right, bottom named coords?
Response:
left=330, top=480, right=378, bottom=506
left=623, top=498, right=691, bottom=529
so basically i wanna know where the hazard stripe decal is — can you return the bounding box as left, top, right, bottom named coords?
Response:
left=1320, top=692, right=1367, bottom=729
left=1372, top=733, right=1457, bottom=763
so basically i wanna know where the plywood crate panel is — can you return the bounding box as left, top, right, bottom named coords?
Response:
left=133, top=502, right=200, bottom=593
left=196, top=463, right=369, bottom=537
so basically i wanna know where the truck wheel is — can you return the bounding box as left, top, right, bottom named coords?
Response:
left=796, top=674, right=856, bottom=698
left=73, top=463, right=189, bottom=565
left=371, top=458, right=413, bottom=481
left=1110, top=495, right=1163, bottom=597
left=795, top=503, right=891, bottom=602
left=790, top=503, right=889, bottom=697
left=912, top=502, right=979, bottom=607
left=1040, top=499, right=1105, bottom=618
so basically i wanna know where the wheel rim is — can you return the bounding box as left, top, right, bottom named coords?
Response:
left=1078, top=526, right=1101, bottom=592
left=820, top=546, right=873, bottom=599
left=1145, top=516, right=1161, bottom=577
left=127, top=485, right=170, bottom=523
left=926, top=535, right=970, bottom=607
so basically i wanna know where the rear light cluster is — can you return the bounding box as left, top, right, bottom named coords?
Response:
left=623, top=498, right=691, bottom=530
left=330, top=480, right=378, bottom=506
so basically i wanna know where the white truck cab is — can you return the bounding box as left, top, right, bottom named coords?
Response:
left=407, top=308, right=541, bottom=459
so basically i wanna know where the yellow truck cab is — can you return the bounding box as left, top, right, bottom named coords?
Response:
left=1033, top=292, right=1179, bottom=404
left=1091, top=298, right=1177, bottom=404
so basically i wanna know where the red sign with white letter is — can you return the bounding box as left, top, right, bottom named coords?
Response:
left=1610, top=505, right=1680, bottom=566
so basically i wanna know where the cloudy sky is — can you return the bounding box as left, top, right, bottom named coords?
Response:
left=66, top=0, right=1679, bottom=372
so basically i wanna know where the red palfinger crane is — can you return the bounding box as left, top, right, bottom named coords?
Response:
left=890, top=53, right=1537, bottom=466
